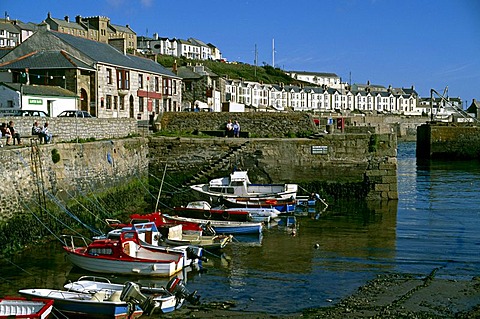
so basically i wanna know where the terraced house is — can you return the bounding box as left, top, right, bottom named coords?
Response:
left=0, top=23, right=181, bottom=119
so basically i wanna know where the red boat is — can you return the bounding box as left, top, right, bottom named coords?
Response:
left=173, top=201, right=251, bottom=222
left=0, top=296, right=54, bottom=318
left=106, top=211, right=203, bottom=233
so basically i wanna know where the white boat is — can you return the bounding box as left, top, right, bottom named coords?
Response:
left=0, top=297, right=54, bottom=319
left=61, top=230, right=203, bottom=277
left=190, top=171, right=298, bottom=201
left=63, top=276, right=184, bottom=314
left=20, top=276, right=199, bottom=318
left=18, top=288, right=143, bottom=319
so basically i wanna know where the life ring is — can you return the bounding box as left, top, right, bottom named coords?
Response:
left=222, top=211, right=230, bottom=220
left=203, top=211, right=212, bottom=219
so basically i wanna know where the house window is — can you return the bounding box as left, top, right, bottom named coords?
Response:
left=139, top=97, right=144, bottom=112
left=106, top=95, right=112, bottom=109
left=120, top=96, right=125, bottom=110
left=173, top=80, right=177, bottom=95
left=114, top=96, right=118, bottom=110
left=117, top=70, right=130, bottom=89
left=155, top=77, right=159, bottom=91
left=138, top=74, right=143, bottom=89
left=107, top=68, right=112, bottom=84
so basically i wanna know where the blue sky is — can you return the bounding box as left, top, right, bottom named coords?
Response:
left=3, top=0, right=480, bottom=106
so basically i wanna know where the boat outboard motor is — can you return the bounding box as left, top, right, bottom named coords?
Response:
left=166, top=277, right=200, bottom=305
left=186, top=247, right=208, bottom=262
left=120, top=281, right=157, bottom=315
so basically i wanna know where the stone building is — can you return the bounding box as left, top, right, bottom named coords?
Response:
left=44, top=13, right=137, bottom=52
left=0, top=24, right=182, bottom=119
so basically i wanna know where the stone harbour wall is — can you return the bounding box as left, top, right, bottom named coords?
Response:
left=0, top=138, right=149, bottom=222
left=1, top=117, right=139, bottom=143
left=148, top=133, right=398, bottom=202
left=417, top=122, right=480, bottom=159
left=159, top=112, right=317, bottom=137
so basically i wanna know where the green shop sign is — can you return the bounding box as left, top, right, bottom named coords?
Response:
left=28, top=99, right=43, bottom=105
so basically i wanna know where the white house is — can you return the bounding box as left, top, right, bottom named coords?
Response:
left=0, top=82, right=77, bottom=116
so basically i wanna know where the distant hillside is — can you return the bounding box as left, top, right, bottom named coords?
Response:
left=156, top=55, right=305, bottom=85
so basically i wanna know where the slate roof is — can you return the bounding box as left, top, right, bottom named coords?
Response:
left=0, top=50, right=94, bottom=71
left=52, top=31, right=178, bottom=77
left=0, top=22, right=20, bottom=34
left=50, top=17, right=85, bottom=31
left=0, top=82, right=77, bottom=97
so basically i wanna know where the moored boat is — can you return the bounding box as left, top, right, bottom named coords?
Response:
left=221, top=196, right=296, bottom=213
left=173, top=201, right=251, bottom=222
left=161, top=224, right=233, bottom=250
left=190, top=170, right=298, bottom=201
left=0, top=297, right=54, bottom=319
left=164, top=214, right=263, bottom=235
left=18, top=288, right=143, bottom=319
left=63, top=276, right=186, bottom=314
left=62, top=230, right=203, bottom=277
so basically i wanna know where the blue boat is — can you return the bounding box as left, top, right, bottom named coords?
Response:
left=164, top=214, right=263, bottom=235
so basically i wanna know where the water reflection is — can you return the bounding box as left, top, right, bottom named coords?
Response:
left=2, top=142, right=479, bottom=314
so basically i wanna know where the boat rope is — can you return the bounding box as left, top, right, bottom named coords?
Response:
left=1, top=256, right=33, bottom=276
left=14, top=149, right=102, bottom=236
left=45, top=191, right=102, bottom=235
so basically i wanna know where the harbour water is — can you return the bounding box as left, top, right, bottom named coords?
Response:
left=1, top=141, right=479, bottom=315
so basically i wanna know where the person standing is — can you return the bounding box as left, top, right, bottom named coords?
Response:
left=225, top=119, right=233, bottom=137
left=233, top=120, right=240, bottom=138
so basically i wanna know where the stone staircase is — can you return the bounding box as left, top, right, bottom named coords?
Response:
left=186, top=141, right=251, bottom=186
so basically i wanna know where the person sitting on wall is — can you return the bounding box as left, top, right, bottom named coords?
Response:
left=0, top=122, right=13, bottom=146
left=7, top=120, right=21, bottom=145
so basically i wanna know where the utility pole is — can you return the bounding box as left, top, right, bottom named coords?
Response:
left=254, top=44, right=258, bottom=78
left=272, top=38, right=275, bottom=68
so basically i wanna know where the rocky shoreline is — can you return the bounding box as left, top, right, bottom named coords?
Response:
left=161, top=272, right=480, bottom=319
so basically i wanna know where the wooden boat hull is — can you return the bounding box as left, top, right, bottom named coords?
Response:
left=18, top=289, right=143, bottom=319
left=0, top=297, right=54, bottom=319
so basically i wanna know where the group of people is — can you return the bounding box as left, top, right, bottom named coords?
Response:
left=0, top=121, right=22, bottom=146
left=32, top=121, right=52, bottom=144
left=0, top=120, right=52, bottom=147
left=225, top=119, right=241, bottom=137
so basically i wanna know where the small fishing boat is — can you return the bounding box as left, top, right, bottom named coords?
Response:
left=223, top=206, right=280, bottom=222
left=63, top=276, right=188, bottom=314
left=164, top=214, right=263, bottom=235
left=106, top=211, right=203, bottom=233
left=98, top=222, right=230, bottom=251
left=0, top=297, right=54, bottom=319
left=162, top=224, right=233, bottom=250
left=221, top=196, right=296, bottom=213
left=173, top=201, right=251, bottom=222
left=18, top=288, right=143, bottom=319
left=19, top=276, right=199, bottom=319
left=62, top=230, right=203, bottom=277
left=190, top=170, right=298, bottom=201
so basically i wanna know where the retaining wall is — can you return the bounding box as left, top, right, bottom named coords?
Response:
left=417, top=122, right=480, bottom=159
left=0, top=138, right=149, bottom=222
